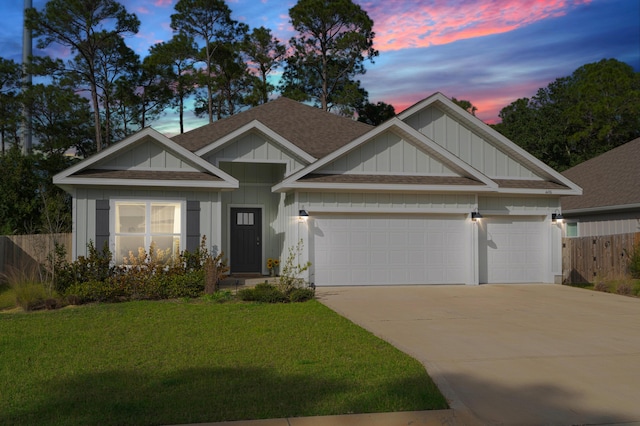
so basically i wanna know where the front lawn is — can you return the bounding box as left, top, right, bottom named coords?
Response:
left=0, top=300, right=447, bottom=425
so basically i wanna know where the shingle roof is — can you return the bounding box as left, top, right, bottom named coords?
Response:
left=493, top=179, right=571, bottom=190
left=561, top=137, right=640, bottom=211
left=298, top=174, right=484, bottom=186
left=171, top=97, right=374, bottom=158
left=73, top=169, right=223, bottom=181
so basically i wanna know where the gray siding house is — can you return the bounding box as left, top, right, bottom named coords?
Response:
left=54, top=93, right=581, bottom=286
left=561, top=137, right=640, bottom=237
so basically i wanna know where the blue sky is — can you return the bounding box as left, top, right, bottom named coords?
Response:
left=1, top=0, right=638, bottom=135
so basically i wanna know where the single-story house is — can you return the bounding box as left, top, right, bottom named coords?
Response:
left=54, top=93, right=581, bottom=286
left=561, top=137, right=640, bottom=238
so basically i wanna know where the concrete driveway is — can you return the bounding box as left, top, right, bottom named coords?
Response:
left=316, top=284, right=640, bottom=425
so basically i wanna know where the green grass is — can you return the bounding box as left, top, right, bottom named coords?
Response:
left=0, top=282, right=15, bottom=310
left=0, top=300, right=447, bottom=425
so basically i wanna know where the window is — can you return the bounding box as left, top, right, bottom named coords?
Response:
left=236, top=212, right=254, bottom=225
left=114, top=201, right=183, bottom=264
left=565, top=222, right=578, bottom=238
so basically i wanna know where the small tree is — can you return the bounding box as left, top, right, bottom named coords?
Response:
left=276, top=239, right=311, bottom=295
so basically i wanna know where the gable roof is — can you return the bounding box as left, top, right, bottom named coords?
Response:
left=172, top=97, right=374, bottom=158
left=194, top=120, right=316, bottom=165
left=398, top=92, right=582, bottom=195
left=561, top=137, right=640, bottom=213
left=275, top=93, right=582, bottom=195
left=53, top=127, right=238, bottom=191
left=274, top=117, right=498, bottom=193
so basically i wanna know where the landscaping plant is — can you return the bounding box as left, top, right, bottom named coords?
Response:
left=276, top=239, right=312, bottom=294
left=627, top=242, right=640, bottom=279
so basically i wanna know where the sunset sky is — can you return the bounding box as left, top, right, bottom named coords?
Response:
left=1, top=0, right=638, bottom=135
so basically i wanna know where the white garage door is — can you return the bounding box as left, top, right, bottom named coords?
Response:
left=479, top=216, right=545, bottom=283
left=311, top=214, right=468, bottom=286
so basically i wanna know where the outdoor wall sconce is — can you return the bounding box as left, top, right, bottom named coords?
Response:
left=299, top=209, right=309, bottom=217
left=552, top=211, right=563, bottom=223
left=471, top=210, right=482, bottom=221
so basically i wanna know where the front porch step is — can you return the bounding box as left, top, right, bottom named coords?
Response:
left=219, top=276, right=279, bottom=290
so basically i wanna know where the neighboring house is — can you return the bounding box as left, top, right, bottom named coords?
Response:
left=561, top=137, right=640, bottom=238
left=54, top=93, right=581, bottom=286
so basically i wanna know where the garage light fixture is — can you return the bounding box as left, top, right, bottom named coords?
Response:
left=299, top=209, right=309, bottom=217
left=471, top=210, right=482, bottom=221
left=552, top=211, right=563, bottom=223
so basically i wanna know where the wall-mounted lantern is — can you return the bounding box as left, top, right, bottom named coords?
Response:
left=552, top=210, right=563, bottom=224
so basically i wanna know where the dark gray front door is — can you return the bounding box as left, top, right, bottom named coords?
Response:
left=230, top=207, right=262, bottom=273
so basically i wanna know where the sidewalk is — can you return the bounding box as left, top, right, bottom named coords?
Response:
left=180, top=408, right=473, bottom=426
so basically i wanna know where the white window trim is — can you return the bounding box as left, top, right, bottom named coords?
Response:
left=110, top=199, right=186, bottom=264
left=565, top=221, right=579, bottom=238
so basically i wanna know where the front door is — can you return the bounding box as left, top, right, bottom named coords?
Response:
left=230, top=207, right=262, bottom=273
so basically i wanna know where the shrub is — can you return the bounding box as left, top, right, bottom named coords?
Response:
left=53, top=240, right=113, bottom=294
left=66, top=279, right=127, bottom=303
left=288, top=287, right=315, bottom=302
left=155, top=270, right=204, bottom=299
left=615, top=281, right=633, bottom=296
left=203, top=250, right=229, bottom=294
left=238, top=283, right=287, bottom=303
left=627, top=243, right=640, bottom=279
left=14, top=282, right=49, bottom=311
left=238, top=283, right=314, bottom=303
left=593, top=281, right=609, bottom=292
left=3, top=266, right=56, bottom=311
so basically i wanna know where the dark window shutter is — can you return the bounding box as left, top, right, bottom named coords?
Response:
left=186, top=200, right=200, bottom=252
left=95, top=200, right=110, bottom=251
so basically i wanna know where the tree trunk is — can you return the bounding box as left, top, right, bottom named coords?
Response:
left=141, top=88, right=146, bottom=129
left=179, top=95, right=184, bottom=134
left=321, top=48, right=328, bottom=111
left=90, top=80, right=102, bottom=152
left=103, top=93, right=111, bottom=147
left=206, top=44, right=214, bottom=123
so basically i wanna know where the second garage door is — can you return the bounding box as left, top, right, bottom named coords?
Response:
left=479, top=216, right=546, bottom=283
left=311, top=214, right=469, bottom=286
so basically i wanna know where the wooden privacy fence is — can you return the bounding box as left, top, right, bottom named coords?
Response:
left=562, top=232, right=640, bottom=284
left=0, top=233, right=72, bottom=279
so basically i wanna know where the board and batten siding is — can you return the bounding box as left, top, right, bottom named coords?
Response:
left=100, top=137, right=199, bottom=171
left=204, top=131, right=307, bottom=176
left=73, top=188, right=221, bottom=259
left=298, top=192, right=475, bottom=212
left=404, top=105, right=541, bottom=179
left=318, top=130, right=456, bottom=175
left=568, top=211, right=640, bottom=237
left=479, top=195, right=560, bottom=214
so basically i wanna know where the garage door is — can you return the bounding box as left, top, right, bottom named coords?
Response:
left=311, top=214, right=468, bottom=286
left=479, top=216, right=545, bottom=283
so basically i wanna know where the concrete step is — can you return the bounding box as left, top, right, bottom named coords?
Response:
left=219, top=275, right=279, bottom=290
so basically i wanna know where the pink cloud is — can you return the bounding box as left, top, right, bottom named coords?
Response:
left=360, top=0, right=591, bottom=51
left=379, top=79, right=550, bottom=124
